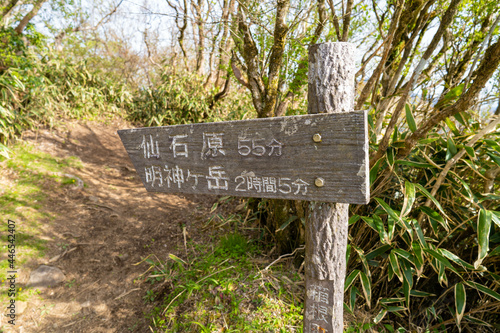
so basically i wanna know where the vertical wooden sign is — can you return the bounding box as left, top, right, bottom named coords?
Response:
left=304, top=43, right=362, bottom=333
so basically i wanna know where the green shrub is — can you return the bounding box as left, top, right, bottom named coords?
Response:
left=0, top=29, right=132, bottom=158
left=345, top=111, right=500, bottom=331
left=126, top=69, right=255, bottom=127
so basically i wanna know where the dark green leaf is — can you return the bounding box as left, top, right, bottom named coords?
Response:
left=361, top=216, right=378, bottom=233
left=465, top=281, right=500, bottom=301
left=373, top=308, right=387, bottom=324
left=373, top=214, right=388, bottom=243
left=380, top=297, right=404, bottom=304
left=277, top=215, right=298, bottom=232
left=419, top=206, right=446, bottom=234
left=393, top=249, right=412, bottom=260
left=453, top=112, right=466, bottom=126
left=344, top=270, right=360, bottom=291
left=387, top=306, right=407, bottom=312
left=410, top=290, right=436, bottom=297
left=487, top=153, right=500, bottom=166
left=475, top=209, right=492, bottom=269
left=492, top=211, right=500, bottom=228
left=349, top=286, right=358, bottom=310
left=464, top=146, right=475, bottom=159
left=484, top=139, right=500, bottom=153
left=424, top=248, right=459, bottom=275
left=374, top=198, right=400, bottom=223
left=405, top=104, right=417, bottom=132
left=445, top=117, right=459, bottom=136
left=490, top=245, right=500, bottom=257
left=395, top=160, right=433, bottom=168
left=366, top=245, right=392, bottom=260
left=400, top=258, right=413, bottom=289
left=454, top=282, right=466, bottom=327
left=419, top=137, right=440, bottom=144
left=389, top=251, right=403, bottom=282
left=370, top=158, right=383, bottom=185
left=349, top=214, right=360, bottom=225
left=415, top=184, right=449, bottom=226
left=438, top=260, right=448, bottom=287
left=359, top=271, right=372, bottom=308
left=440, top=249, right=475, bottom=271
left=412, top=242, right=424, bottom=277
left=412, top=219, right=428, bottom=249
left=446, top=137, right=457, bottom=161
left=463, top=315, right=492, bottom=327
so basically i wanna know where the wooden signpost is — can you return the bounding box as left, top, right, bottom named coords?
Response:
left=118, top=42, right=367, bottom=332
left=118, top=111, right=368, bottom=204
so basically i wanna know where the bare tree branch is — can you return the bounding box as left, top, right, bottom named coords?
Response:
left=0, top=0, right=20, bottom=24
left=14, top=0, right=47, bottom=34
left=370, top=0, right=463, bottom=166
left=398, top=38, right=500, bottom=159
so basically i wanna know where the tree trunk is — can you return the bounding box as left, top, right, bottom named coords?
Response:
left=14, top=0, right=47, bottom=34
left=192, top=0, right=205, bottom=75
left=304, top=42, right=356, bottom=333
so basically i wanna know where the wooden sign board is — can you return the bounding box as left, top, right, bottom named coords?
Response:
left=118, top=111, right=369, bottom=204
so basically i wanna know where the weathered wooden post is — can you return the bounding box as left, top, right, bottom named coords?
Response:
left=304, top=42, right=364, bottom=333
left=117, top=41, right=367, bottom=333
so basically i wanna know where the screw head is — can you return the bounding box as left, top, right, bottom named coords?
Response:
left=313, top=133, right=322, bottom=143
left=315, top=177, right=325, bottom=187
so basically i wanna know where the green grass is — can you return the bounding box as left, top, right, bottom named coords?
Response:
left=143, top=229, right=304, bottom=332
left=0, top=141, right=84, bottom=302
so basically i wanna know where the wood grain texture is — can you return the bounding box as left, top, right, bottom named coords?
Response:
left=304, top=42, right=358, bottom=333
left=118, top=111, right=368, bottom=204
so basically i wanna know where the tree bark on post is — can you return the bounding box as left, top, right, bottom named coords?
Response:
left=304, top=42, right=356, bottom=333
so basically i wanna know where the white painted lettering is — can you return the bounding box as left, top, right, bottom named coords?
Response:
left=201, top=133, right=226, bottom=159
left=145, top=165, right=163, bottom=187
left=235, top=176, right=246, bottom=191
left=187, top=170, right=205, bottom=190
left=251, top=139, right=266, bottom=156
left=207, top=166, right=229, bottom=190
left=262, top=177, right=277, bottom=193
left=237, top=138, right=252, bottom=156
left=267, top=139, right=283, bottom=156
left=292, top=178, right=310, bottom=195
left=278, top=178, right=292, bottom=194
left=170, top=134, right=189, bottom=158
left=140, top=135, right=160, bottom=159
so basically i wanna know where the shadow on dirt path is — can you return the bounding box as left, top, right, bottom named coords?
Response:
left=8, top=119, right=217, bottom=333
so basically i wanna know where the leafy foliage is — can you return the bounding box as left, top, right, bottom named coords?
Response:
left=345, top=112, right=500, bottom=331
left=0, top=28, right=131, bottom=157
left=127, top=69, right=254, bottom=127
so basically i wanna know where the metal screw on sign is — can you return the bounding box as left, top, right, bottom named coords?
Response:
left=314, top=177, right=325, bottom=187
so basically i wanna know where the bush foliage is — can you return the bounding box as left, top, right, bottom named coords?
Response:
left=127, top=69, right=255, bottom=127
left=0, top=27, right=131, bottom=157
left=346, top=110, right=500, bottom=331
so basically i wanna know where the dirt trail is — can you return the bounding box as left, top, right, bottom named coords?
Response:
left=8, top=119, right=216, bottom=332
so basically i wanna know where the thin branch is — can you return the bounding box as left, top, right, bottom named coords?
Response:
left=463, top=13, right=500, bottom=89
left=370, top=0, right=463, bottom=166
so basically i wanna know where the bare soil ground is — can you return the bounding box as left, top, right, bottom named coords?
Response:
left=6, top=119, right=218, bottom=332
